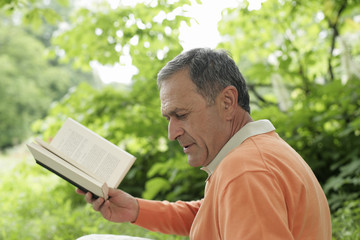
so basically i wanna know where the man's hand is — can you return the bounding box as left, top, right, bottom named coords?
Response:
left=76, top=188, right=139, bottom=223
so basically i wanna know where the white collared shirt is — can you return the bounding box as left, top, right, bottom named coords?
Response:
left=201, top=119, right=275, bottom=179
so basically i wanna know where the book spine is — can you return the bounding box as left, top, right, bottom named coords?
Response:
left=36, top=160, right=99, bottom=199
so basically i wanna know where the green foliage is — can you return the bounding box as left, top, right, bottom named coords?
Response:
left=0, top=0, right=102, bottom=150
left=2, top=0, right=360, bottom=238
left=0, top=24, right=52, bottom=148
left=219, top=0, right=360, bottom=210
left=0, top=0, right=65, bottom=29
left=31, top=0, right=207, bottom=202
left=0, top=150, right=188, bottom=240
left=0, top=22, right=97, bottom=149
left=218, top=0, right=360, bottom=102
left=51, top=0, right=191, bottom=70
left=332, top=200, right=360, bottom=240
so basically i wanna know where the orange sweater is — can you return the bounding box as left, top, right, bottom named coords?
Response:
left=134, top=130, right=331, bottom=239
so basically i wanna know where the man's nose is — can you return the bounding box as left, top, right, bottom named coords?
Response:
left=168, top=118, right=184, bottom=141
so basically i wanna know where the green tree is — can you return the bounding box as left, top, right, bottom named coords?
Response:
left=218, top=0, right=360, bottom=209
left=32, top=0, right=207, bottom=201
left=0, top=0, right=65, bottom=29
left=0, top=24, right=50, bottom=148
left=0, top=0, right=102, bottom=149
left=0, top=21, right=98, bottom=149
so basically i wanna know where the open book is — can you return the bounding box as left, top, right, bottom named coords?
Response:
left=26, top=118, right=136, bottom=199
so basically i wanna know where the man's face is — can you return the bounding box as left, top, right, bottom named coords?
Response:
left=160, top=69, right=228, bottom=167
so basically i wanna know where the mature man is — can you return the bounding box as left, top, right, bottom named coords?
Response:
left=78, top=48, right=332, bottom=239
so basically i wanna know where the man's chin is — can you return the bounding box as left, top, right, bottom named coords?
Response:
left=187, top=156, right=203, bottom=168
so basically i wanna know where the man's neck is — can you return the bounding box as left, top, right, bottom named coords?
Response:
left=229, top=108, right=253, bottom=137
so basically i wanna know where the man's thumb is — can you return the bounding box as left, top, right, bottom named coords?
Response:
left=108, top=187, right=119, bottom=197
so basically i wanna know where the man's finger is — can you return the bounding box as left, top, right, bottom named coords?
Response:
left=92, top=197, right=105, bottom=211
left=85, top=192, right=94, bottom=203
left=76, top=188, right=86, bottom=195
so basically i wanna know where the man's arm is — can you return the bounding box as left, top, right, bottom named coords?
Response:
left=134, top=198, right=202, bottom=236
left=77, top=188, right=202, bottom=236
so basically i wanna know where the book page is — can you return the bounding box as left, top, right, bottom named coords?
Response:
left=51, top=118, right=136, bottom=188
left=35, top=138, right=103, bottom=183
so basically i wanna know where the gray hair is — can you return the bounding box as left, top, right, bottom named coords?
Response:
left=157, top=48, right=250, bottom=113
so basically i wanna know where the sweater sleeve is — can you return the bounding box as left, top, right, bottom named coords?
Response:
left=133, top=199, right=202, bottom=236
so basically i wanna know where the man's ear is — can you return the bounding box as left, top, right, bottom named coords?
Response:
left=221, top=86, right=238, bottom=120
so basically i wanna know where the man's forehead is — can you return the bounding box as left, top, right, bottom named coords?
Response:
left=160, top=88, right=196, bottom=116
left=160, top=92, right=188, bottom=114
left=159, top=69, right=204, bottom=114
left=160, top=82, right=194, bottom=106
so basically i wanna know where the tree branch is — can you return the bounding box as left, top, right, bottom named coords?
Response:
left=327, top=0, right=347, bottom=81
left=247, top=83, right=277, bottom=107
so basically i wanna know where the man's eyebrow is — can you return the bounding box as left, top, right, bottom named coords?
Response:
left=162, top=108, right=187, bottom=117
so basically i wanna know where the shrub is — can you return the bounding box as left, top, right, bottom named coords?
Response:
left=332, top=200, right=360, bottom=240
left=0, top=151, right=187, bottom=240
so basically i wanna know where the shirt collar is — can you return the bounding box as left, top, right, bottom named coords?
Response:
left=200, top=119, right=275, bottom=178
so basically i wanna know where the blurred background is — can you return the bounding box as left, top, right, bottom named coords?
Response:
left=0, top=0, right=359, bottom=239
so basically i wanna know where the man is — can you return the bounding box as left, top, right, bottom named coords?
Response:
left=78, top=48, right=332, bottom=239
